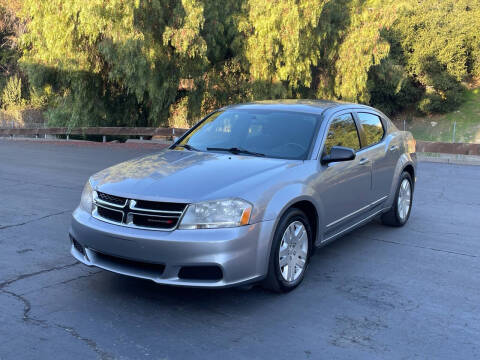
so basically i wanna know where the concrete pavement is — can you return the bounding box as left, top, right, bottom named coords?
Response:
left=0, top=139, right=479, bottom=359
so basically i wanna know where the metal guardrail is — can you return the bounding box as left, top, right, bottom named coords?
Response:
left=0, top=127, right=189, bottom=138
left=1, top=127, right=479, bottom=155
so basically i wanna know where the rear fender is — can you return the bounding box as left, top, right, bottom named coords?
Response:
left=385, top=152, right=416, bottom=209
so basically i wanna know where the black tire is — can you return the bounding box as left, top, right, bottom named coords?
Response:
left=262, top=208, right=312, bottom=293
left=381, top=171, right=413, bottom=227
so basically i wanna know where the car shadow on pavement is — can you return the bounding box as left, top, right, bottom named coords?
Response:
left=87, top=220, right=389, bottom=309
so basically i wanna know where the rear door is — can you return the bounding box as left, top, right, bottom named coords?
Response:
left=354, top=112, right=394, bottom=205
left=316, top=112, right=372, bottom=238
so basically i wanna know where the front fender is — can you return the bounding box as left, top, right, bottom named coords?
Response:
left=259, top=182, right=323, bottom=247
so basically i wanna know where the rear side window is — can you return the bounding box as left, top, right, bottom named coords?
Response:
left=323, top=113, right=360, bottom=155
left=357, top=113, right=384, bottom=147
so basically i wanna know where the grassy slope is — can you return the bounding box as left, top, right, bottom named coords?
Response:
left=394, top=88, right=480, bottom=144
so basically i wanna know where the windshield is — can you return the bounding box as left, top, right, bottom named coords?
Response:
left=176, top=109, right=320, bottom=160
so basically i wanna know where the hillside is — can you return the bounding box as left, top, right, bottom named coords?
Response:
left=394, top=88, right=480, bottom=144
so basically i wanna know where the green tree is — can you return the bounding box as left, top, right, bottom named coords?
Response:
left=21, top=0, right=208, bottom=127
left=393, top=0, right=480, bottom=113
left=1, top=74, right=22, bottom=108
left=0, top=0, right=25, bottom=104
left=241, top=0, right=328, bottom=89
left=14, top=0, right=480, bottom=127
left=334, top=1, right=398, bottom=103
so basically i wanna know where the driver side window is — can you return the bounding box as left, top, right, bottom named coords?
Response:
left=323, top=113, right=360, bottom=155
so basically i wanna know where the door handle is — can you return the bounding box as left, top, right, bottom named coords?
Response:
left=389, top=145, right=399, bottom=151
left=359, top=158, right=370, bottom=165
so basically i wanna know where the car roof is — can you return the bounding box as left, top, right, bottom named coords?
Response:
left=220, top=99, right=379, bottom=116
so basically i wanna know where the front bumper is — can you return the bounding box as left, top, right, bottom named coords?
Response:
left=69, top=208, right=275, bottom=288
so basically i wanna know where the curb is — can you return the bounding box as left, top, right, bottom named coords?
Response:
left=418, top=152, right=480, bottom=166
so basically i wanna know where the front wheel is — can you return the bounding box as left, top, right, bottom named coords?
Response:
left=381, top=171, right=413, bottom=227
left=262, top=208, right=312, bottom=293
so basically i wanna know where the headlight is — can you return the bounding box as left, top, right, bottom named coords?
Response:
left=178, top=199, right=252, bottom=229
left=79, top=180, right=93, bottom=213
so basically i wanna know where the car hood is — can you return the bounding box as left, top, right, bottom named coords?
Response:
left=91, top=149, right=298, bottom=203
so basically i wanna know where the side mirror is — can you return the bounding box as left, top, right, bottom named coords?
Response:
left=321, top=146, right=356, bottom=164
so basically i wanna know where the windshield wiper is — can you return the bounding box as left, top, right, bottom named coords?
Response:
left=175, top=144, right=200, bottom=151
left=206, top=147, right=265, bottom=157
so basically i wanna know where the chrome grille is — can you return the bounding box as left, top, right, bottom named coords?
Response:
left=97, top=192, right=127, bottom=207
left=97, top=206, right=123, bottom=223
left=92, top=191, right=187, bottom=231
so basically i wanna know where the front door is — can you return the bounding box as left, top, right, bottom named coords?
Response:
left=315, top=112, right=372, bottom=240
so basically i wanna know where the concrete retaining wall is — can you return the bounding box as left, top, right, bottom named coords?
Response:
left=416, top=140, right=480, bottom=156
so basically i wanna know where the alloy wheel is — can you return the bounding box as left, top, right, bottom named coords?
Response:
left=278, top=221, right=309, bottom=282
left=397, top=178, right=412, bottom=222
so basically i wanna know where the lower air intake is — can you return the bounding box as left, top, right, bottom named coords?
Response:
left=178, top=266, right=223, bottom=281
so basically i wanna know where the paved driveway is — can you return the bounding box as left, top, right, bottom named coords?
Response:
left=1, top=140, right=479, bottom=359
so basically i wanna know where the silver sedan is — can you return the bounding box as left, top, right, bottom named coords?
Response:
left=70, top=100, right=417, bottom=292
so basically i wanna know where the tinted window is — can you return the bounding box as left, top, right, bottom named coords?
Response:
left=323, top=113, right=360, bottom=155
left=178, top=109, right=319, bottom=160
left=357, top=112, right=384, bottom=147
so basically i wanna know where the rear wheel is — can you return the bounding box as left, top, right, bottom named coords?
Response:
left=262, top=208, right=311, bottom=293
left=381, top=171, right=413, bottom=227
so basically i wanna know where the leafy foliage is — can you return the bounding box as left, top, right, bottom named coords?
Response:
left=0, top=0, right=25, bottom=107
left=0, top=0, right=476, bottom=126
left=20, top=0, right=209, bottom=127
left=242, top=0, right=327, bottom=88
left=393, top=0, right=480, bottom=113
left=334, top=1, right=398, bottom=103
left=1, top=74, right=22, bottom=108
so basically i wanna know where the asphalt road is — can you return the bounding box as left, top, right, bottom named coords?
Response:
left=1, top=139, right=479, bottom=360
